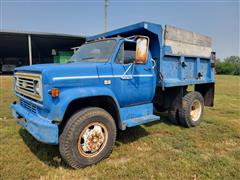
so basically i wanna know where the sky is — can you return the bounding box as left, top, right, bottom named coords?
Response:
left=0, top=0, right=239, bottom=59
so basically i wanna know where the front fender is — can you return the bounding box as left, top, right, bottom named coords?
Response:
left=48, top=87, right=120, bottom=122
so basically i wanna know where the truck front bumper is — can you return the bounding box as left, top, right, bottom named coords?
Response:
left=11, top=102, right=59, bottom=145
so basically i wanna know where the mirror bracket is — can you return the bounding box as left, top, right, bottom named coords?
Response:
left=151, top=58, right=156, bottom=69
left=121, top=63, right=134, bottom=80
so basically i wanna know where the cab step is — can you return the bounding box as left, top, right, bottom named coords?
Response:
left=125, top=114, right=160, bottom=127
left=120, top=103, right=160, bottom=129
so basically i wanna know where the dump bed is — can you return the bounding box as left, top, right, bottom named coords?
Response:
left=87, top=22, right=215, bottom=88
left=164, top=25, right=212, bottom=58
left=161, top=25, right=214, bottom=87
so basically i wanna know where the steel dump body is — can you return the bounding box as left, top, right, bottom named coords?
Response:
left=88, top=22, right=215, bottom=88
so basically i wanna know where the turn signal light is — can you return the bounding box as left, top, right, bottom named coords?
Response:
left=50, top=88, right=59, bottom=97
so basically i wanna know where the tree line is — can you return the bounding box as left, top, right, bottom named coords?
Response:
left=216, top=56, right=240, bottom=75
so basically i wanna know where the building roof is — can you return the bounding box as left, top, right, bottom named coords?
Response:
left=0, top=30, right=86, bottom=58
left=0, top=29, right=85, bottom=39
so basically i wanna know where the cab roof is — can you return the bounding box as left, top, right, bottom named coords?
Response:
left=87, top=22, right=163, bottom=60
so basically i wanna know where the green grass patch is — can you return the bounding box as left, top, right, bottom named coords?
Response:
left=0, top=75, right=239, bottom=179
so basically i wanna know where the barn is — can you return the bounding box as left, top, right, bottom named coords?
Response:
left=0, top=30, right=85, bottom=74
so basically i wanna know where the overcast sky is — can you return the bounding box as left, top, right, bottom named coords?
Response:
left=0, top=0, right=239, bottom=59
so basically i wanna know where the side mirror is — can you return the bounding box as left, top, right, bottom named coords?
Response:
left=135, top=37, right=149, bottom=64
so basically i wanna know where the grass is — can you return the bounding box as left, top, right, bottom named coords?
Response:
left=0, top=75, right=240, bottom=179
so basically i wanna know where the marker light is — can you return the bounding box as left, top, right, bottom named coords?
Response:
left=211, top=52, right=216, bottom=68
left=50, top=88, right=59, bottom=97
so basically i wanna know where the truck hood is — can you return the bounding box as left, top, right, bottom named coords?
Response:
left=15, top=62, right=100, bottom=86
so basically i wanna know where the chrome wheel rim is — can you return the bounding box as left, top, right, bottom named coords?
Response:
left=78, top=122, right=108, bottom=158
left=190, top=99, right=202, bottom=121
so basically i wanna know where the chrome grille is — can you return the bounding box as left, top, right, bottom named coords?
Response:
left=17, top=77, right=35, bottom=93
left=15, top=72, right=42, bottom=101
left=20, top=98, right=37, bottom=114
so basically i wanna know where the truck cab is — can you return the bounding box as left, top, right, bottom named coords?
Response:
left=11, top=22, right=215, bottom=169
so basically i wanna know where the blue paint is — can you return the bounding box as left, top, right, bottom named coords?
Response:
left=120, top=103, right=160, bottom=128
left=11, top=22, right=215, bottom=145
left=11, top=103, right=58, bottom=144
left=89, top=22, right=214, bottom=87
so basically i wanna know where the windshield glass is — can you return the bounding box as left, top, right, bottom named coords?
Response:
left=69, top=39, right=116, bottom=63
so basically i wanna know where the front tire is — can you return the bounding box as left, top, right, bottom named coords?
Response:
left=59, top=107, right=116, bottom=169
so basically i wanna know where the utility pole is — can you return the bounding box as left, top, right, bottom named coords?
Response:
left=104, top=0, right=108, bottom=32
left=28, top=35, right=32, bottom=65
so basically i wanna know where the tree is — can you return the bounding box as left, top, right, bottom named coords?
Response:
left=216, top=56, right=240, bottom=75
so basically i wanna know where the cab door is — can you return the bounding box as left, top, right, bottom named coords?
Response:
left=111, top=39, right=156, bottom=107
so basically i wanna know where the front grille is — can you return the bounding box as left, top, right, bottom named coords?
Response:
left=20, top=98, right=37, bottom=114
left=17, top=77, right=35, bottom=93
left=15, top=72, right=42, bottom=101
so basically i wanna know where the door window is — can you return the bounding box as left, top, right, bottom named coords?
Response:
left=116, top=41, right=136, bottom=64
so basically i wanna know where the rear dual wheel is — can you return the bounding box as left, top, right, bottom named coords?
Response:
left=168, top=91, right=204, bottom=127
left=59, top=107, right=116, bottom=169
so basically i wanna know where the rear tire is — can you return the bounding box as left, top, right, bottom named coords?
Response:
left=168, top=102, right=180, bottom=125
left=59, top=107, right=116, bottom=169
left=179, top=91, right=204, bottom=127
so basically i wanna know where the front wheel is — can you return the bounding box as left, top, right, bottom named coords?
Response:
left=179, top=91, right=204, bottom=127
left=59, top=107, right=116, bottom=169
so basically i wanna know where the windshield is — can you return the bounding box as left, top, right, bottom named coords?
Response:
left=69, top=39, right=116, bottom=63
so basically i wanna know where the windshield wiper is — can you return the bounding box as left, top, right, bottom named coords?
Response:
left=80, top=57, right=95, bottom=60
left=67, top=60, right=76, bottom=63
left=67, top=57, right=95, bottom=63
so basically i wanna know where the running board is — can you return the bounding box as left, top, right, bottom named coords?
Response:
left=119, top=103, right=160, bottom=129
left=124, top=114, right=160, bottom=127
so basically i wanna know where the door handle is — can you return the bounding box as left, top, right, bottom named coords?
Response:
left=144, top=67, right=151, bottom=71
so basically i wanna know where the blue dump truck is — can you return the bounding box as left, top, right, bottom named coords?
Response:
left=11, top=22, right=215, bottom=168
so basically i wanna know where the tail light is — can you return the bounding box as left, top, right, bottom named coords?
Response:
left=211, top=52, right=216, bottom=68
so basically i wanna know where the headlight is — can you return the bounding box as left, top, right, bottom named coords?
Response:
left=33, top=80, right=40, bottom=94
